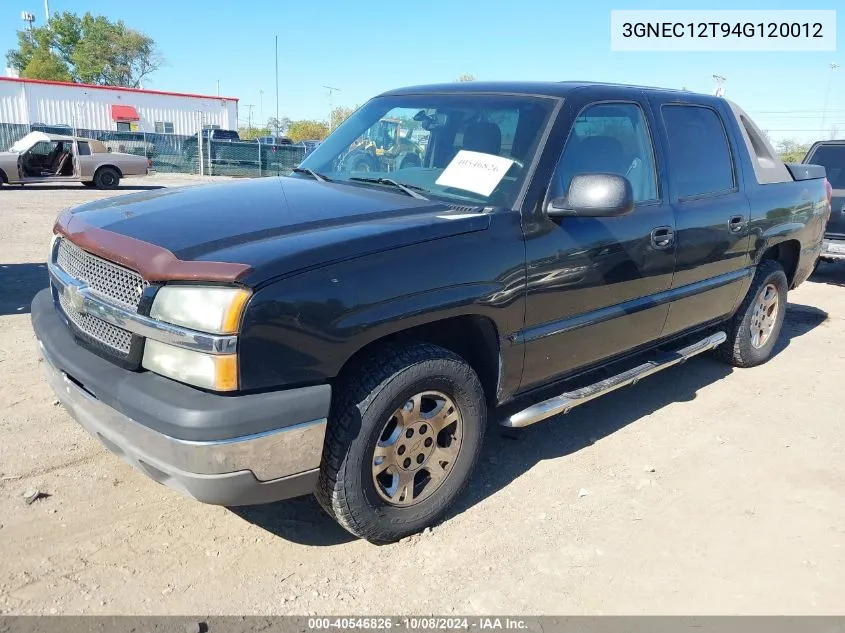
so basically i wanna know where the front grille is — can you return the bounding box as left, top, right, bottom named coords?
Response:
left=57, top=286, right=133, bottom=356
left=54, top=237, right=146, bottom=358
left=56, top=238, right=147, bottom=309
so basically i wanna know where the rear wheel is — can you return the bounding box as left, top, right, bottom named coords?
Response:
left=713, top=260, right=788, bottom=367
left=316, top=343, right=486, bottom=544
left=93, top=167, right=120, bottom=190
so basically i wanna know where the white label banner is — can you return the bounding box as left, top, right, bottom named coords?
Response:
left=435, top=150, right=514, bottom=197
left=610, top=10, right=836, bottom=51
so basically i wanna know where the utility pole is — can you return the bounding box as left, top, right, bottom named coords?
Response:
left=820, top=63, right=840, bottom=139
left=323, top=85, right=340, bottom=130
left=43, top=0, right=49, bottom=21
left=245, top=104, right=255, bottom=132
left=275, top=35, right=280, bottom=136
left=21, top=11, right=35, bottom=31
left=712, top=74, right=726, bottom=98
left=216, top=80, right=220, bottom=97
left=259, top=90, right=264, bottom=127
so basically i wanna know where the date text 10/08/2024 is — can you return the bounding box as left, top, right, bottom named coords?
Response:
left=307, top=618, right=530, bottom=630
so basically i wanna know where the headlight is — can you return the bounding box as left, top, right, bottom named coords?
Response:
left=144, top=285, right=250, bottom=391
left=150, top=286, right=251, bottom=334
left=142, top=340, right=238, bottom=391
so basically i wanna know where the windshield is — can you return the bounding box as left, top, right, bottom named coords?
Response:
left=299, top=94, right=555, bottom=206
left=9, top=131, right=52, bottom=154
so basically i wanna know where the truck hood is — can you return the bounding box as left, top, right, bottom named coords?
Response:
left=56, top=176, right=490, bottom=286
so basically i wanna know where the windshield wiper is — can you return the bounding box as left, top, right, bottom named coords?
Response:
left=348, top=177, right=429, bottom=200
left=292, top=167, right=331, bottom=183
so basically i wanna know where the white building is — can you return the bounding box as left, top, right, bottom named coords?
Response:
left=0, top=76, right=239, bottom=135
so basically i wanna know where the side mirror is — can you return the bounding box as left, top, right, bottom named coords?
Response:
left=547, top=173, right=634, bottom=218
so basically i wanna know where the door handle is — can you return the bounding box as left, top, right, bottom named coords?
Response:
left=650, top=226, right=674, bottom=249
left=729, top=215, right=747, bottom=233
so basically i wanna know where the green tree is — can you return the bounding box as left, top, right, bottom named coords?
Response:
left=331, top=106, right=356, bottom=130
left=266, top=116, right=292, bottom=135
left=776, top=138, right=810, bottom=163
left=287, top=120, right=330, bottom=142
left=7, top=11, right=163, bottom=87
left=239, top=126, right=271, bottom=141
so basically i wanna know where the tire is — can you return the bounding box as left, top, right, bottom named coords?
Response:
left=94, top=167, right=120, bottom=190
left=398, top=154, right=421, bottom=170
left=316, top=343, right=486, bottom=544
left=713, top=260, right=788, bottom=368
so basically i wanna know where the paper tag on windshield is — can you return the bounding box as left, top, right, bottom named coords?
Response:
left=435, top=150, right=514, bottom=197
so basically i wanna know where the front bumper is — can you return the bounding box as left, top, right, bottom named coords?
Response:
left=31, top=288, right=329, bottom=506
left=821, top=237, right=845, bottom=261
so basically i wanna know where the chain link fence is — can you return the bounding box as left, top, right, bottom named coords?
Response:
left=0, top=122, right=308, bottom=178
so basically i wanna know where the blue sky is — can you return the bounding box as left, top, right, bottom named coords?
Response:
left=1, top=0, right=843, bottom=143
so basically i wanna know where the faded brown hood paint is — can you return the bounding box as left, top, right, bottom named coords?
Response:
left=53, top=208, right=253, bottom=283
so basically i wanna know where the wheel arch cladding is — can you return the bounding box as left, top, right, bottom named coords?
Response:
left=760, top=239, right=800, bottom=287
left=336, top=315, right=501, bottom=408
left=0, top=168, right=7, bottom=183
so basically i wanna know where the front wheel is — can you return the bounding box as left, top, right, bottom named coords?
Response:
left=713, top=260, right=788, bottom=367
left=316, top=343, right=486, bottom=544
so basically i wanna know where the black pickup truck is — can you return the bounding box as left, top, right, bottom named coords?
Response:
left=32, top=82, right=831, bottom=544
left=802, top=140, right=845, bottom=265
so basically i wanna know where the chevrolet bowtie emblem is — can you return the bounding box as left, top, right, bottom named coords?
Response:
left=64, top=284, right=87, bottom=314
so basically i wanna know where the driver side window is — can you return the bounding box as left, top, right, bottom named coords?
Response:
left=554, top=102, right=658, bottom=204
left=28, top=141, right=56, bottom=158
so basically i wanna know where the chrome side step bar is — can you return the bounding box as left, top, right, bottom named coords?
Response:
left=502, top=331, right=727, bottom=428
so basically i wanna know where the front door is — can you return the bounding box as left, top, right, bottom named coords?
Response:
left=519, top=92, right=676, bottom=391
left=19, top=140, right=77, bottom=181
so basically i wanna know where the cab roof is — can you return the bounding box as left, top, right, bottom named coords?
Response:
left=379, top=80, right=717, bottom=102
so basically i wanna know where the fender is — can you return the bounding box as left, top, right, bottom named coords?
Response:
left=238, top=210, right=527, bottom=393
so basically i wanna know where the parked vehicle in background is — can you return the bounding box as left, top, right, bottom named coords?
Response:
left=97, top=131, right=157, bottom=158
left=257, top=136, right=293, bottom=146
left=31, top=81, right=830, bottom=545
left=341, top=117, right=422, bottom=172
left=0, top=131, right=152, bottom=189
left=31, top=122, right=74, bottom=135
left=297, top=139, right=322, bottom=157
left=803, top=140, right=845, bottom=266
left=182, top=128, right=241, bottom=162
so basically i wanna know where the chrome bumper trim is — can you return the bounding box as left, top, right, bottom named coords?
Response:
left=48, top=261, right=237, bottom=355
left=821, top=240, right=845, bottom=260
left=39, top=339, right=327, bottom=481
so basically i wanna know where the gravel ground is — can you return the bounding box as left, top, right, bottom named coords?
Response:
left=1, top=175, right=844, bottom=615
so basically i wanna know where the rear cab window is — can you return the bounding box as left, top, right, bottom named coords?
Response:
left=806, top=144, right=845, bottom=189
left=661, top=105, right=735, bottom=199
left=77, top=142, right=91, bottom=156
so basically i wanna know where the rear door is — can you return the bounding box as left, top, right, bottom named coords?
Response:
left=804, top=142, right=845, bottom=238
left=647, top=96, right=752, bottom=337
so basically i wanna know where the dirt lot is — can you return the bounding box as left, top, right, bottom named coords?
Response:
left=1, top=175, right=844, bottom=615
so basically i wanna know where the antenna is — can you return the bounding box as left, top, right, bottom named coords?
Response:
left=820, top=63, right=840, bottom=139
left=323, top=85, right=340, bottom=130
left=21, top=11, right=35, bottom=31
left=712, top=74, right=726, bottom=98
